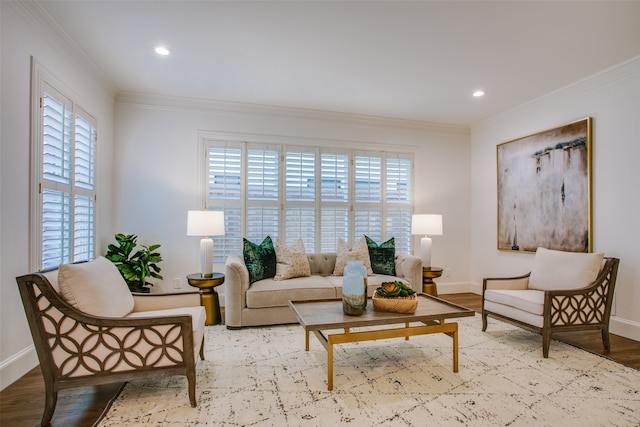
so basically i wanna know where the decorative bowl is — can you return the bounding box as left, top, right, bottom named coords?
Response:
left=372, top=293, right=418, bottom=314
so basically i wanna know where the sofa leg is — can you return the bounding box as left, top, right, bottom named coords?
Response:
left=481, top=311, right=488, bottom=331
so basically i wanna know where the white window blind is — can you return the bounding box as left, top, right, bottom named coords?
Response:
left=36, top=83, right=97, bottom=270
left=204, top=140, right=413, bottom=258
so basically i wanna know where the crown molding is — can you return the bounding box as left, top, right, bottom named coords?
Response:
left=116, top=92, right=470, bottom=136
left=475, top=55, right=640, bottom=130
left=9, top=0, right=118, bottom=96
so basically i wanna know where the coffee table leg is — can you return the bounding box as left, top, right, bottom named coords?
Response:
left=327, top=340, right=334, bottom=391
left=305, top=329, right=310, bottom=351
left=453, top=322, right=459, bottom=373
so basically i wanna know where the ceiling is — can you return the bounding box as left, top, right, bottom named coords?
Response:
left=34, top=1, right=640, bottom=126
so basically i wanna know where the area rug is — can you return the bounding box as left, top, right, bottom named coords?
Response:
left=95, top=315, right=640, bottom=426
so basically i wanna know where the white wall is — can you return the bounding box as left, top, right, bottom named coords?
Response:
left=0, top=3, right=116, bottom=389
left=470, top=56, right=640, bottom=341
left=113, top=94, right=472, bottom=295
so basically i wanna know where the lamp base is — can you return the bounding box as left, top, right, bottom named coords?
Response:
left=420, top=236, right=433, bottom=268
left=200, top=237, right=214, bottom=277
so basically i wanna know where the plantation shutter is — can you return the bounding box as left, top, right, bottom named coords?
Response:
left=207, top=144, right=242, bottom=262
left=284, top=149, right=315, bottom=248
left=385, top=156, right=412, bottom=254
left=353, top=154, right=382, bottom=242
left=39, top=86, right=97, bottom=270
left=246, top=146, right=279, bottom=242
left=319, top=151, right=349, bottom=252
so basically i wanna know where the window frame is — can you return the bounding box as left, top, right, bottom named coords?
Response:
left=200, top=133, right=413, bottom=261
left=30, top=60, right=98, bottom=271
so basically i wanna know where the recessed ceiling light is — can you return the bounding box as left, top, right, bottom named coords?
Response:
left=154, top=46, right=172, bottom=56
left=473, top=90, right=486, bottom=97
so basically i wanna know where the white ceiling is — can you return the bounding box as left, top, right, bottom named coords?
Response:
left=35, top=1, right=640, bottom=126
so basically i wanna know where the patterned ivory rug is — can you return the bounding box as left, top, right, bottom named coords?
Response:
left=95, top=315, right=640, bottom=426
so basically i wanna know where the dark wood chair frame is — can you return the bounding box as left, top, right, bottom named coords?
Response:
left=17, top=270, right=205, bottom=427
left=482, top=257, right=620, bottom=358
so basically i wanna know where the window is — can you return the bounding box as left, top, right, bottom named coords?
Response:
left=205, top=140, right=412, bottom=262
left=32, top=77, right=97, bottom=270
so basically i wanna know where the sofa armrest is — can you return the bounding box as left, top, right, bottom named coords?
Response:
left=394, top=254, right=423, bottom=292
left=483, top=273, right=531, bottom=292
left=224, top=254, right=251, bottom=328
left=132, top=291, right=201, bottom=313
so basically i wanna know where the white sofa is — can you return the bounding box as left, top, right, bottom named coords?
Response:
left=224, top=252, right=422, bottom=328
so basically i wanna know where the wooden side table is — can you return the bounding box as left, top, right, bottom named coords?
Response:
left=422, top=267, right=443, bottom=296
left=186, top=272, right=225, bottom=325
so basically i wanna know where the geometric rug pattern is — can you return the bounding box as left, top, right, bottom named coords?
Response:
left=95, top=315, right=640, bottom=426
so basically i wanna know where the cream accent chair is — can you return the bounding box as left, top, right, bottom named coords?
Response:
left=482, top=248, right=620, bottom=358
left=16, top=257, right=206, bottom=427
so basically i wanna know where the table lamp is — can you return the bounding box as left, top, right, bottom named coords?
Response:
left=187, top=210, right=225, bottom=277
left=411, top=214, right=443, bottom=268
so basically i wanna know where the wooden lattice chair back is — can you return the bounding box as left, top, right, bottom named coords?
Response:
left=16, top=257, right=206, bottom=427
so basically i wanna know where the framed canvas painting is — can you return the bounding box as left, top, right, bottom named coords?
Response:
left=496, top=118, right=592, bottom=253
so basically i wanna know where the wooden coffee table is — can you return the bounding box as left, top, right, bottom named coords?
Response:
left=288, top=293, right=474, bottom=390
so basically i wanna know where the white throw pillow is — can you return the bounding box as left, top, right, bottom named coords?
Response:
left=332, top=236, right=374, bottom=276
left=58, top=256, right=135, bottom=317
left=274, top=238, right=311, bottom=280
left=528, top=247, right=604, bottom=291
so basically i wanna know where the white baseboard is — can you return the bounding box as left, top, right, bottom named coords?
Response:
left=0, top=345, right=39, bottom=391
left=610, top=316, right=640, bottom=342
left=438, top=281, right=481, bottom=295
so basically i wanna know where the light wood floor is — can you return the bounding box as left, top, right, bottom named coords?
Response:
left=2, top=293, right=639, bottom=427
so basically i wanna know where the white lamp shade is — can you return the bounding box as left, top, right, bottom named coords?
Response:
left=411, top=214, right=443, bottom=236
left=186, top=210, right=225, bottom=237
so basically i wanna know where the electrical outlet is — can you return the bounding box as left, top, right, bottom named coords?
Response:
left=173, top=278, right=181, bottom=289
left=444, top=268, right=452, bottom=278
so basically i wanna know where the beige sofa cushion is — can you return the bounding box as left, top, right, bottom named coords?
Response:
left=528, top=247, right=604, bottom=291
left=246, top=276, right=337, bottom=308
left=58, top=256, right=134, bottom=317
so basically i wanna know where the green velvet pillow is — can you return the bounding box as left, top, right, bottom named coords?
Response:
left=365, top=236, right=396, bottom=276
left=243, top=236, right=276, bottom=285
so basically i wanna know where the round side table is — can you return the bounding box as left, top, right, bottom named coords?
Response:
left=422, top=267, right=443, bottom=296
left=186, top=273, right=225, bottom=325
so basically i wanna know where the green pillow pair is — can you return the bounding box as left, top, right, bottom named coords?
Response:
left=243, top=236, right=276, bottom=285
left=365, top=236, right=396, bottom=276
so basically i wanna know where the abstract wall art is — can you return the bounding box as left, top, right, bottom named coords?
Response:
left=497, top=118, right=592, bottom=253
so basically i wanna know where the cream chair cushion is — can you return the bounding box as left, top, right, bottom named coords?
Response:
left=528, top=247, right=604, bottom=291
left=58, top=256, right=134, bottom=317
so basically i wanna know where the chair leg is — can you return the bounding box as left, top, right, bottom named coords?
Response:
left=542, top=330, right=552, bottom=358
left=199, top=336, right=205, bottom=360
left=41, top=385, right=58, bottom=427
left=602, top=328, right=611, bottom=351
left=481, top=311, right=488, bottom=331
left=187, top=372, right=197, bottom=407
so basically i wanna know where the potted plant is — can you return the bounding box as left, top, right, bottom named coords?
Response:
left=105, top=233, right=163, bottom=293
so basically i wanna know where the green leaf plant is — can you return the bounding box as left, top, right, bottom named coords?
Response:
left=105, top=233, right=163, bottom=293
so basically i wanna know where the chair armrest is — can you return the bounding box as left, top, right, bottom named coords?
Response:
left=394, top=254, right=422, bottom=292
left=483, top=273, right=531, bottom=292
left=545, top=257, right=620, bottom=326
left=224, top=254, right=250, bottom=327
left=132, top=291, right=201, bottom=312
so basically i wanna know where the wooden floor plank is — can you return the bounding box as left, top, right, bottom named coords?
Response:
left=1, top=293, right=638, bottom=427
